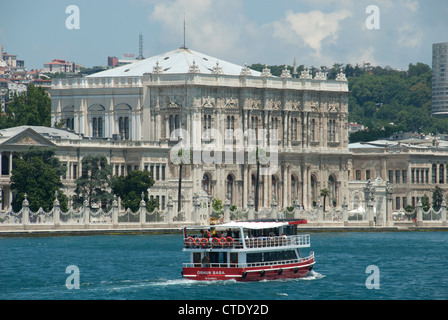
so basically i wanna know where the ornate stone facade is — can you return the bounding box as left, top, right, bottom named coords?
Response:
left=46, top=48, right=351, bottom=214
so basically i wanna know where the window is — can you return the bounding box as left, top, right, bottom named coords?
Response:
left=328, top=119, right=336, bottom=142
left=396, top=197, right=401, bottom=210
left=389, top=170, right=394, bottom=183
left=92, top=117, right=103, bottom=138
left=328, top=175, right=337, bottom=207
left=366, top=170, right=371, bottom=181
left=356, top=170, right=361, bottom=181
left=432, top=164, right=437, bottom=183
left=395, top=170, right=400, bottom=184
left=202, top=173, right=211, bottom=195
left=89, top=105, right=105, bottom=138
left=402, top=170, right=407, bottom=184
left=311, top=119, right=316, bottom=141
left=119, top=116, right=129, bottom=140
left=226, top=175, right=234, bottom=203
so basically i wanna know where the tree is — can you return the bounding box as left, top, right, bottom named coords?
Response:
left=421, top=194, right=430, bottom=212
left=1, top=84, right=51, bottom=128
left=73, top=155, right=112, bottom=209
left=111, top=170, right=156, bottom=212
left=320, top=188, right=330, bottom=212
left=432, top=186, right=444, bottom=211
left=10, top=148, right=68, bottom=212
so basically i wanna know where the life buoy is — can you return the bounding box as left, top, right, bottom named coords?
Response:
left=200, top=238, right=209, bottom=247
left=187, top=237, right=195, bottom=247
left=194, top=238, right=202, bottom=246
left=212, top=237, right=220, bottom=246
left=219, top=237, right=227, bottom=246
left=226, top=237, right=234, bottom=246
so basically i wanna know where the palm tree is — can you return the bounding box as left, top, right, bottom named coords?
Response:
left=320, top=188, right=330, bottom=212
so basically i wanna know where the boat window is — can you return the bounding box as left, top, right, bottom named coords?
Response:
left=210, top=252, right=227, bottom=264
left=247, top=250, right=297, bottom=263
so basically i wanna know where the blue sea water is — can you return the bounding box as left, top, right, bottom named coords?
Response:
left=0, top=232, right=447, bottom=300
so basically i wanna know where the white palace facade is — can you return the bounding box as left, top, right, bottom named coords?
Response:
left=3, top=48, right=352, bottom=214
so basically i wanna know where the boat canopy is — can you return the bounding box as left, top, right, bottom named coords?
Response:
left=219, top=221, right=291, bottom=230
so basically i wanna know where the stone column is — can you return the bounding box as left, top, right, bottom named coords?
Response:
left=416, top=198, right=423, bottom=226
left=316, top=200, right=323, bottom=222
left=223, top=199, right=231, bottom=223
left=441, top=200, right=447, bottom=226
left=53, top=191, right=61, bottom=228
left=270, top=197, right=277, bottom=219
left=22, top=194, right=30, bottom=228
left=166, top=196, right=174, bottom=224
left=83, top=198, right=90, bottom=227
left=342, top=196, right=348, bottom=225
left=139, top=192, right=147, bottom=226
left=192, top=194, right=200, bottom=224
left=293, top=198, right=301, bottom=219
left=112, top=195, right=119, bottom=227
left=367, top=199, right=374, bottom=226
left=247, top=197, right=255, bottom=220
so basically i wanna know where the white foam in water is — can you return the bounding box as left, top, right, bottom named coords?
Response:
left=303, top=270, right=325, bottom=281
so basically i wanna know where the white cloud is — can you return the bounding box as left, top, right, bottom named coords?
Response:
left=272, top=9, right=352, bottom=56
left=149, top=0, right=252, bottom=61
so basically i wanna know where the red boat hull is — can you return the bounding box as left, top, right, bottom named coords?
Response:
left=182, top=259, right=314, bottom=281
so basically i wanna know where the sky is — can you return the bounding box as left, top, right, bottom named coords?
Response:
left=0, top=0, right=447, bottom=71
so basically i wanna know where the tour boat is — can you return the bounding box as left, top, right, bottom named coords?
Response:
left=181, top=220, right=315, bottom=281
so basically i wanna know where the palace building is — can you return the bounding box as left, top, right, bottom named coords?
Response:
left=6, top=47, right=352, bottom=214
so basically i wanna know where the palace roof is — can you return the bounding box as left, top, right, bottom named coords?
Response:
left=88, top=48, right=262, bottom=78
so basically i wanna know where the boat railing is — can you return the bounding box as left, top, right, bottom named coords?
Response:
left=182, top=252, right=314, bottom=269
left=183, top=234, right=310, bottom=249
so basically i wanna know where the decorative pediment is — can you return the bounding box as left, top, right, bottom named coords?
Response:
left=1, top=128, right=56, bottom=148
left=202, top=96, right=215, bottom=108
left=165, top=95, right=183, bottom=108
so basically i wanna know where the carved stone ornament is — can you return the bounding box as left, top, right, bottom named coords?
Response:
left=281, top=65, right=292, bottom=78
left=212, top=61, right=223, bottom=75
left=261, top=64, right=272, bottom=77
left=336, top=69, right=347, bottom=81
left=299, top=68, right=312, bottom=80
left=152, top=61, right=163, bottom=74
left=240, top=63, right=252, bottom=76
left=188, top=60, right=200, bottom=73
left=314, top=69, right=327, bottom=80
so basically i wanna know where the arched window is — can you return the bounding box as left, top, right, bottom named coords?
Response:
left=203, top=114, right=212, bottom=139
left=440, top=164, right=445, bottom=184
left=202, top=173, right=211, bottom=195
left=89, top=104, right=105, bottom=138
left=329, top=175, right=337, bottom=207
left=251, top=174, right=256, bottom=200
left=311, top=174, right=318, bottom=205
left=311, top=119, right=316, bottom=141
left=271, top=175, right=278, bottom=201
left=432, top=164, right=437, bottom=184
left=62, top=106, right=75, bottom=130
left=291, top=175, right=298, bottom=201
left=119, top=116, right=129, bottom=140
left=226, top=174, right=234, bottom=203
left=115, top=104, right=131, bottom=140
